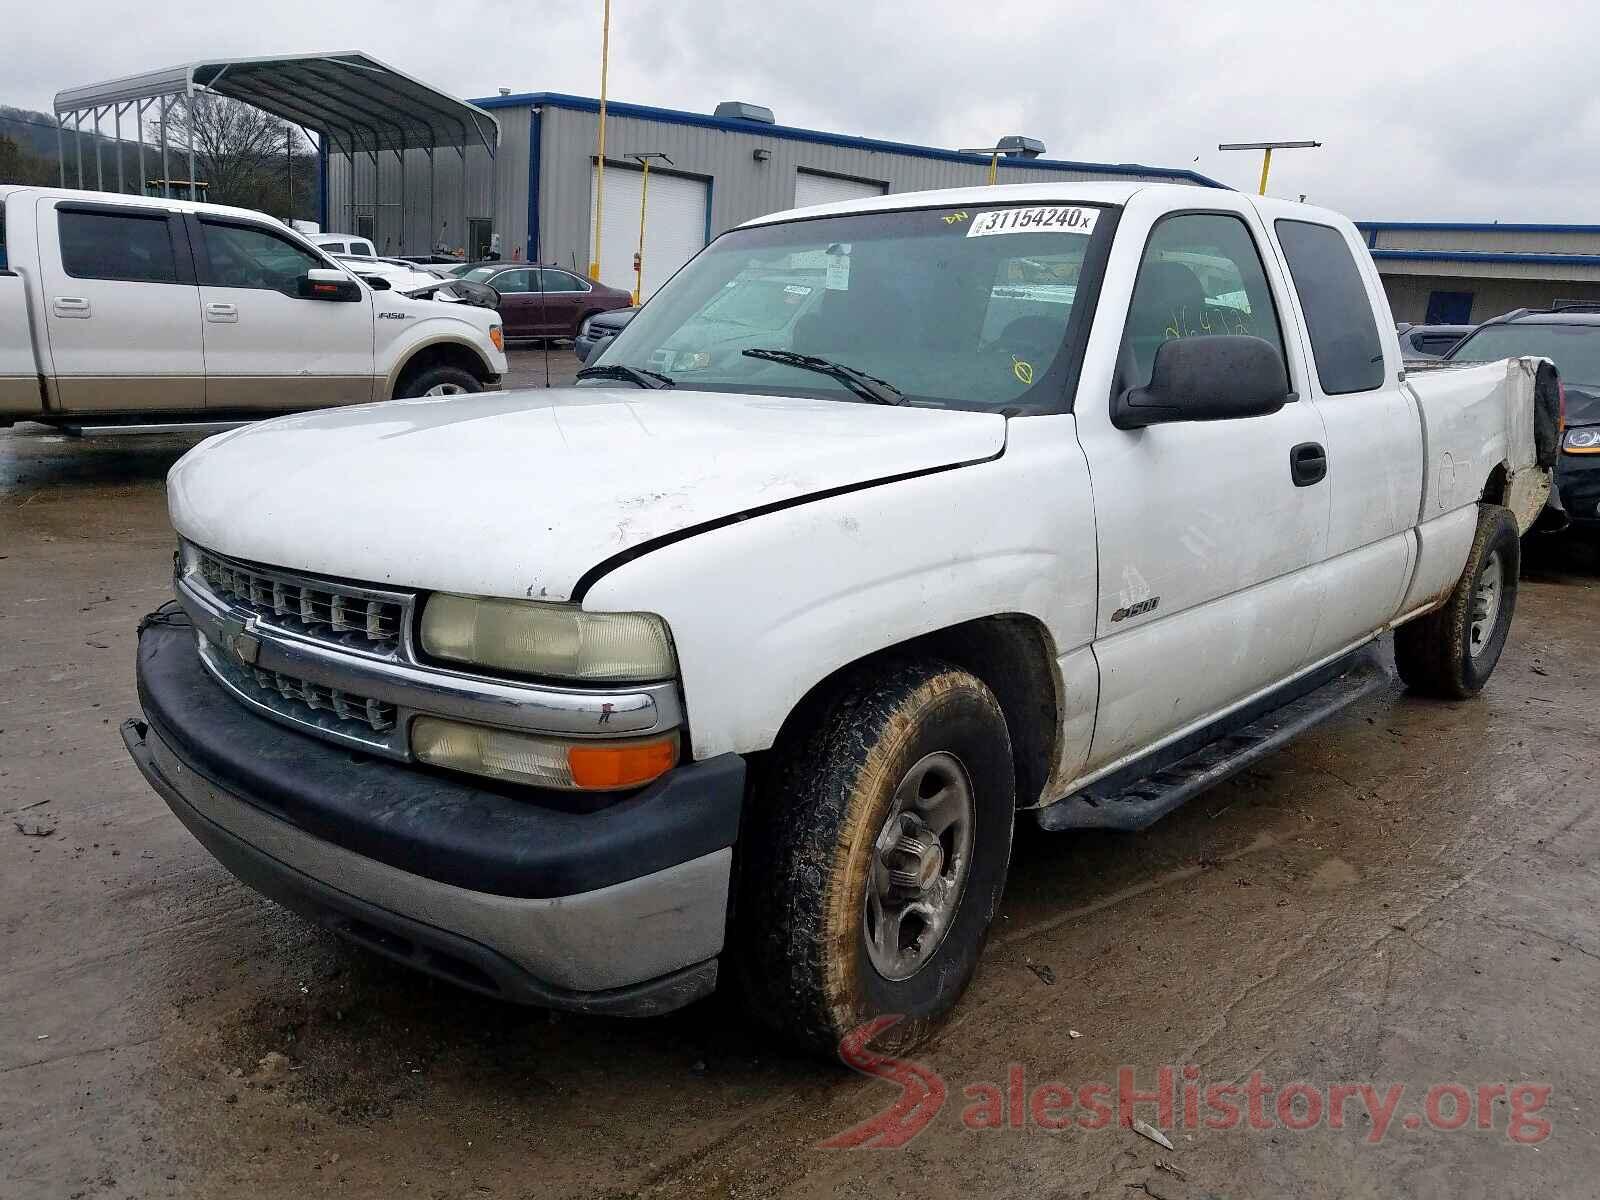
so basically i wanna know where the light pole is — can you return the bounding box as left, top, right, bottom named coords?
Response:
left=626, top=152, right=671, bottom=304
left=957, top=145, right=1010, bottom=186
left=1218, top=140, right=1321, bottom=196
left=589, top=0, right=612, bottom=281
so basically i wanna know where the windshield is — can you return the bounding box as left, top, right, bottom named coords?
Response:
left=590, top=203, right=1108, bottom=412
left=1449, top=323, right=1600, bottom=389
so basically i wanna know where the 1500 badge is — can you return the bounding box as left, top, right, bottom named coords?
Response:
left=1111, top=596, right=1160, bottom=623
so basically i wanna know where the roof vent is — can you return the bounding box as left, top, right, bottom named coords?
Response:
left=996, top=135, right=1046, bottom=159
left=714, top=101, right=776, bottom=124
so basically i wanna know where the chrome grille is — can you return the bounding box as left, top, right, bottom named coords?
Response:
left=248, top=666, right=397, bottom=733
left=195, top=550, right=405, bottom=656
left=200, top=637, right=399, bottom=750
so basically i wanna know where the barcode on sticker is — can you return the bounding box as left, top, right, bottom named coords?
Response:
left=967, top=206, right=1098, bottom=237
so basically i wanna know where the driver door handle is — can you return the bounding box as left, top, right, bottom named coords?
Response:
left=205, top=302, right=238, bottom=323
left=1290, top=441, right=1327, bottom=487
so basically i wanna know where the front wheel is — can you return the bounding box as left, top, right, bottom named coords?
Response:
left=1395, top=504, right=1520, bottom=698
left=738, top=660, right=1015, bottom=1057
left=396, top=364, right=482, bottom=399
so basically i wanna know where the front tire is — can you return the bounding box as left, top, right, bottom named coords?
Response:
left=738, top=660, right=1015, bottom=1057
left=396, top=364, right=482, bottom=399
left=1395, top=504, right=1520, bottom=698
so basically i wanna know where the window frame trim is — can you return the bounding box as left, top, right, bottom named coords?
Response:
left=1111, top=206, right=1298, bottom=408
left=55, top=200, right=194, bottom=287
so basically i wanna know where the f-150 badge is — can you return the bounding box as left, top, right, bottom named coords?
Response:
left=1111, top=597, right=1160, bottom=623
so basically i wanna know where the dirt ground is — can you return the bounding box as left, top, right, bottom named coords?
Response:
left=3, top=359, right=1599, bottom=1198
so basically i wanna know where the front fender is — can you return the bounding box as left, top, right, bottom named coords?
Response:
left=582, top=416, right=1098, bottom=760
left=379, top=317, right=504, bottom=396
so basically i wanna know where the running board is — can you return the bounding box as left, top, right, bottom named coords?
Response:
left=1036, top=648, right=1392, bottom=833
left=61, top=420, right=254, bottom=438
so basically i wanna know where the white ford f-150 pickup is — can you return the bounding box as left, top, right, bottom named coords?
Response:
left=0, top=187, right=506, bottom=434
left=123, top=182, right=1561, bottom=1054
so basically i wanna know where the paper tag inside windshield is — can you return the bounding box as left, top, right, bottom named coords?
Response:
left=966, top=206, right=1098, bottom=238
left=825, top=244, right=852, bottom=290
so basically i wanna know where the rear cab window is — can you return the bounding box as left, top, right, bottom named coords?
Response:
left=1274, top=220, right=1385, bottom=394
left=1449, top=323, right=1600, bottom=392
left=58, top=207, right=180, bottom=284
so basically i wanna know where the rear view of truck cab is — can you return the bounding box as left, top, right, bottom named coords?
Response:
left=125, top=180, right=1556, bottom=1056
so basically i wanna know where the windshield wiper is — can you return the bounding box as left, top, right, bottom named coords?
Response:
left=741, top=348, right=905, bottom=405
left=575, top=363, right=676, bottom=389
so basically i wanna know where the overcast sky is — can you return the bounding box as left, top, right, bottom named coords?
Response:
left=11, top=0, right=1598, bottom=222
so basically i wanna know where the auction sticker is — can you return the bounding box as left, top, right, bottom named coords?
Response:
left=966, top=206, right=1098, bottom=237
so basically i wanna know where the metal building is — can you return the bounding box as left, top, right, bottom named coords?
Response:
left=1357, top=222, right=1600, bottom=325
left=326, top=91, right=1224, bottom=296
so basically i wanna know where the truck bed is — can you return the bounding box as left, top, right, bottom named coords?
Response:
left=1402, top=355, right=1561, bottom=533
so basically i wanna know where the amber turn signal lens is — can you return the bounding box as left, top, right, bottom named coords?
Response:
left=489, top=325, right=504, bottom=351
left=567, top=736, right=679, bottom=790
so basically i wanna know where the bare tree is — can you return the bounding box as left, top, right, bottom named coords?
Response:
left=149, top=93, right=309, bottom=214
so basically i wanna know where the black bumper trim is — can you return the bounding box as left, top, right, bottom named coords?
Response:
left=125, top=718, right=717, bottom=1015
left=135, top=622, right=744, bottom=900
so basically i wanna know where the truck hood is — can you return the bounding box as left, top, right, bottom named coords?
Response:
left=168, top=389, right=1007, bottom=602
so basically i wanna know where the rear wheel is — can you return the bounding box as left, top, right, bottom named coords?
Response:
left=1395, top=504, right=1520, bottom=698
left=396, top=365, right=482, bottom=399
left=738, top=660, right=1015, bottom=1057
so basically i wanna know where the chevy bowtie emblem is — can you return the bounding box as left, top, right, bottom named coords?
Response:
left=221, top=615, right=261, bottom=666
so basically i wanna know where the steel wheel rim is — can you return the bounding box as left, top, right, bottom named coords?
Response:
left=863, top=750, right=976, bottom=981
left=423, top=383, right=467, bottom=396
left=1470, top=549, right=1504, bottom=658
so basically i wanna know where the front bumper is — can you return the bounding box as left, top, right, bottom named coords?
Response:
left=1557, top=452, right=1600, bottom=527
left=126, top=622, right=745, bottom=1014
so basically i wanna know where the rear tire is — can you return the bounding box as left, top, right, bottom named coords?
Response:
left=738, top=660, right=1015, bottom=1058
left=396, top=365, right=481, bottom=399
left=1395, top=504, right=1520, bottom=699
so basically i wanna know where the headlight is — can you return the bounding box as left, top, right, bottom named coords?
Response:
left=579, top=316, right=595, bottom=338
left=420, top=593, right=676, bottom=682
left=412, top=718, right=679, bottom=791
left=1564, top=426, right=1600, bottom=454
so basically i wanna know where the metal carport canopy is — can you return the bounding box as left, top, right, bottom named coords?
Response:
left=55, top=52, right=498, bottom=249
left=54, top=51, right=499, bottom=157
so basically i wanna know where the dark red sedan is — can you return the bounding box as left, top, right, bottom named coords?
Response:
left=449, top=263, right=633, bottom=339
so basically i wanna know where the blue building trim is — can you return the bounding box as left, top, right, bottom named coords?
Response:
left=1370, top=249, right=1600, bottom=268
left=527, top=105, right=541, bottom=262
left=472, top=91, right=1227, bottom=189
left=1358, top=220, right=1600, bottom=235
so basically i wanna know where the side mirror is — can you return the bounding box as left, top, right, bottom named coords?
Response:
left=584, top=333, right=617, bottom=365
left=1113, top=335, right=1292, bottom=430
left=297, top=268, right=363, bottom=302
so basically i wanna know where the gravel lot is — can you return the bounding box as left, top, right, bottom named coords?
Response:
left=3, top=359, right=1598, bottom=1198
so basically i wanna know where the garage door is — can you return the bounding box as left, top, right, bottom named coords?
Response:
left=793, top=171, right=887, bottom=210
left=590, top=165, right=708, bottom=299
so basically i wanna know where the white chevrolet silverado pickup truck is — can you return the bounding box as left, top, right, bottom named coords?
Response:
left=0, top=187, right=506, bottom=434
left=123, top=182, right=1561, bottom=1054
